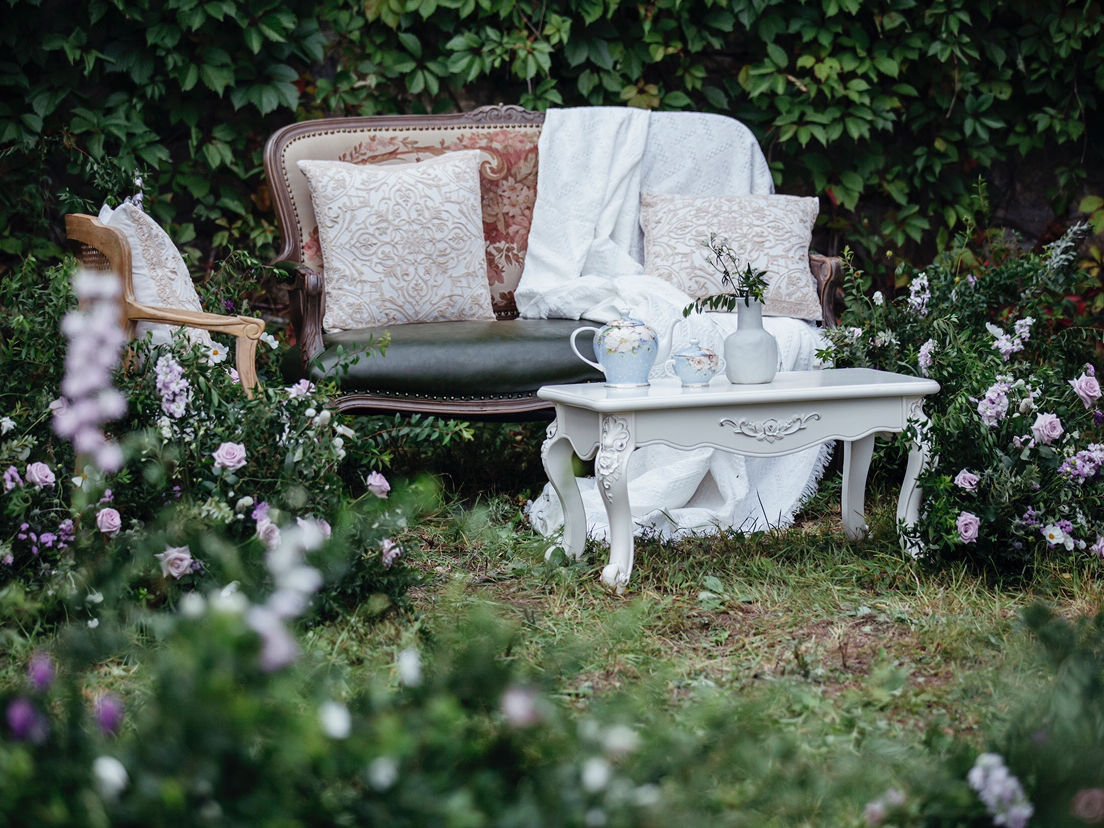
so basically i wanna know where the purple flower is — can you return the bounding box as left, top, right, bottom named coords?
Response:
left=154, top=354, right=191, bottom=419
left=27, top=652, right=55, bottom=692
left=1070, top=372, right=1102, bottom=409
left=1031, top=412, right=1064, bottom=445
left=3, top=466, right=22, bottom=492
left=155, top=546, right=194, bottom=579
left=977, top=382, right=1010, bottom=427
left=366, top=471, right=390, bottom=499
left=6, top=698, right=48, bottom=743
left=917, top=339, right=936, bottom=377
left=247, top=605, right=300, bottom=672
left=25, top=462, right=55, bottom=489
left=223, top=298, right=235, bottom=313
left=954, top=469, right=979, bottom=492
left=907, top=273, right=930, bottom=316
left=968, top=753, right=1033, bottom=828
left=57, top=519, right=75, bottom=547
left=956, top=512, right=980, bottom=544
left=53, top=270, right=126, bottom=472
left=94, top=694, right=124, bottom=735
left=212, top=442, right=247, bottom=472
left=381, top=538, right=402, bottom=568
left=252, top=501, right=270, bottom=522
left=1091, top=537, right=1104, bottom=558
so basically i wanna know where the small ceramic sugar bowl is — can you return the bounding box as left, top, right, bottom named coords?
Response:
left=663, top=339, right=726, bottom=387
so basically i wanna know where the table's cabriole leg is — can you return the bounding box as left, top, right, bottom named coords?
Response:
left=541, top=418, right=586, bottom=562
left=898, top=399, right=933, bottom=558
left=842, top=434, right=875, bottom=540
left=595, top=414, right=635, bottom=593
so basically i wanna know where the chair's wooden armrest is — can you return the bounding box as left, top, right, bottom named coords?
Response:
left=809, top=253, right=842, bottom=329
left=128, top=301, right=265, bottom=397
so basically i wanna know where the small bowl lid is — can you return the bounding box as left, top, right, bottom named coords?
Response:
left=671, top=338, right=716, bottom=359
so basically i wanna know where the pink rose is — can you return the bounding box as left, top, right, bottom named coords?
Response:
left=954, top=470, right=979, bottom=492
left=155, top=546, right=194, bottom=579
left=96, top=507, right=122, bottom=535
left=381, top=538, right=402, bottom=568
left=956, top=511, right=980, bottom=544
left=1070, top=372, right=1102, bottom=409
left=366, top=471, right=390, bottom=499
left=256, top=518, right=282, bottom=551
left=1030, top=412, right=1064, bottom=445
left=25, top=462, right=55, bottom=489
left=212, top=442, right=247, bottom=472
left=1071, top=788, right=1104, bottom=824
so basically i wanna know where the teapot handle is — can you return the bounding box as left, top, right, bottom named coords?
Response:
left=569, top=326, right=604, bottom=373
left=663, top=359, right=678, bottom=378
left=714, top=356, right=727, bottom=374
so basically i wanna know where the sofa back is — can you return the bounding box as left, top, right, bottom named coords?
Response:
left=265, top=106, right=545, bottom=320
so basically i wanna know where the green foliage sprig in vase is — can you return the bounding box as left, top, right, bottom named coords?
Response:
left=682, top=235, right=779, bottom=384
left=682, top=234, right=769, bottom=317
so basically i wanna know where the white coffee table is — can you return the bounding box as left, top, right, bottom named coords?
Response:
left=538, top=368, right=940, bottom=591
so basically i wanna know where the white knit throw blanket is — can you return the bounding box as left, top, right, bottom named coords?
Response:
left=518, top=107, right=833, bottom=543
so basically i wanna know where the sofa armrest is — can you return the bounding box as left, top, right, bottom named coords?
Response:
left=127, top=301, right=265, bottom=397
left=808, top=253, right=842, bottom=329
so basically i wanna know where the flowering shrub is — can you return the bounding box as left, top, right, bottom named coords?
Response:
left=822, top=222, right=1104, bottom=572
left=0, top=261, right=465, bottom=626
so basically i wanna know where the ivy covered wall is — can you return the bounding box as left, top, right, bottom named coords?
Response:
left=2, top=0, right=1101, bottom=284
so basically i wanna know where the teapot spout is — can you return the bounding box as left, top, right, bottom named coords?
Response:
left=653, top=316, right=680, bottom=364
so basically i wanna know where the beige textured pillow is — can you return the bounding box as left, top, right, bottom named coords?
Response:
left=298, top=152, right=495, bottom=332
left=641, top=193, right=822, bottom=321
left=98, top=202, right=214, bottom=348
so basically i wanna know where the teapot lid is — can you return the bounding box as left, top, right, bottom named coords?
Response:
left=604, top=310, right=648, bottom=328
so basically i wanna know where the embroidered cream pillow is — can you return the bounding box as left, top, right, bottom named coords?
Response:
left=640, top=193, right=822, bottom=321
left=298, top=152, right=495, bottom=332
left=99, top=202, right=214, bottom=348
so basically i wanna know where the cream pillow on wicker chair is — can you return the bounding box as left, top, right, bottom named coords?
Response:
left=99, top=202, right=214, bottom=348
left=641, top=193, right=822, bottom=321
left=298, top=152, right=495, bottom=332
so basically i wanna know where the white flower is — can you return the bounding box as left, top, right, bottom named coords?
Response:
left=179, top=592, right=206, bottom=619
left=92, top=756, right=129, bottom=800
left=87, top=618, right=100, bottom=629
left=367, top=756, right=399, bottom=791
left=205, top=341, right=228, bottom=365
left=872, top=291, right=884, bottom=306
left=335, top=424, right=356, bottom=439
left=397, top=647, right=422, bottom=687
left=0, top=417, right=15, bottom=434
left=319, top=700, right=352, bottom=739
left=601, top=724, right=640, bottom=757
left=312, top=409, right=332, bottom=427
left=581, top=757, right=612, bottom=792
left=1042, top=524, right=1075, bottom=551
left=260, top=332, right=279, bottom=349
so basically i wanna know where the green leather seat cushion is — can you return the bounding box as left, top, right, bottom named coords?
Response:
left=282, top=319, right=604, bottom=398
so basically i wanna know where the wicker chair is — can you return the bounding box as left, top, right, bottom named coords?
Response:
left=65, top=213, right=266, bottom=396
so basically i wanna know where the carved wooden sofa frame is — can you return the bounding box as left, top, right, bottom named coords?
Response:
left=264, top=105, right=842, bottom=421
left=64, top=213, right=266, bottom=396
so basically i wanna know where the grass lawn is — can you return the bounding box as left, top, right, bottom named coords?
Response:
left=301, top=424, right=1103, bottom=823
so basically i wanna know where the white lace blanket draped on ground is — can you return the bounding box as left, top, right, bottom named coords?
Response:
left=517, top=107, right=833, bottom=542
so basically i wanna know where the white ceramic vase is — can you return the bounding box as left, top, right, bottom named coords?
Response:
left=723, top=298, right=779, bottom=384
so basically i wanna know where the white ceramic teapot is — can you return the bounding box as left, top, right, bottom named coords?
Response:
left=570, top=311, right=674, bottom=387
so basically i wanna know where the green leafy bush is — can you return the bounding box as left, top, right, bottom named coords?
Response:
left=4, top=0, right=1101, bottom=283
